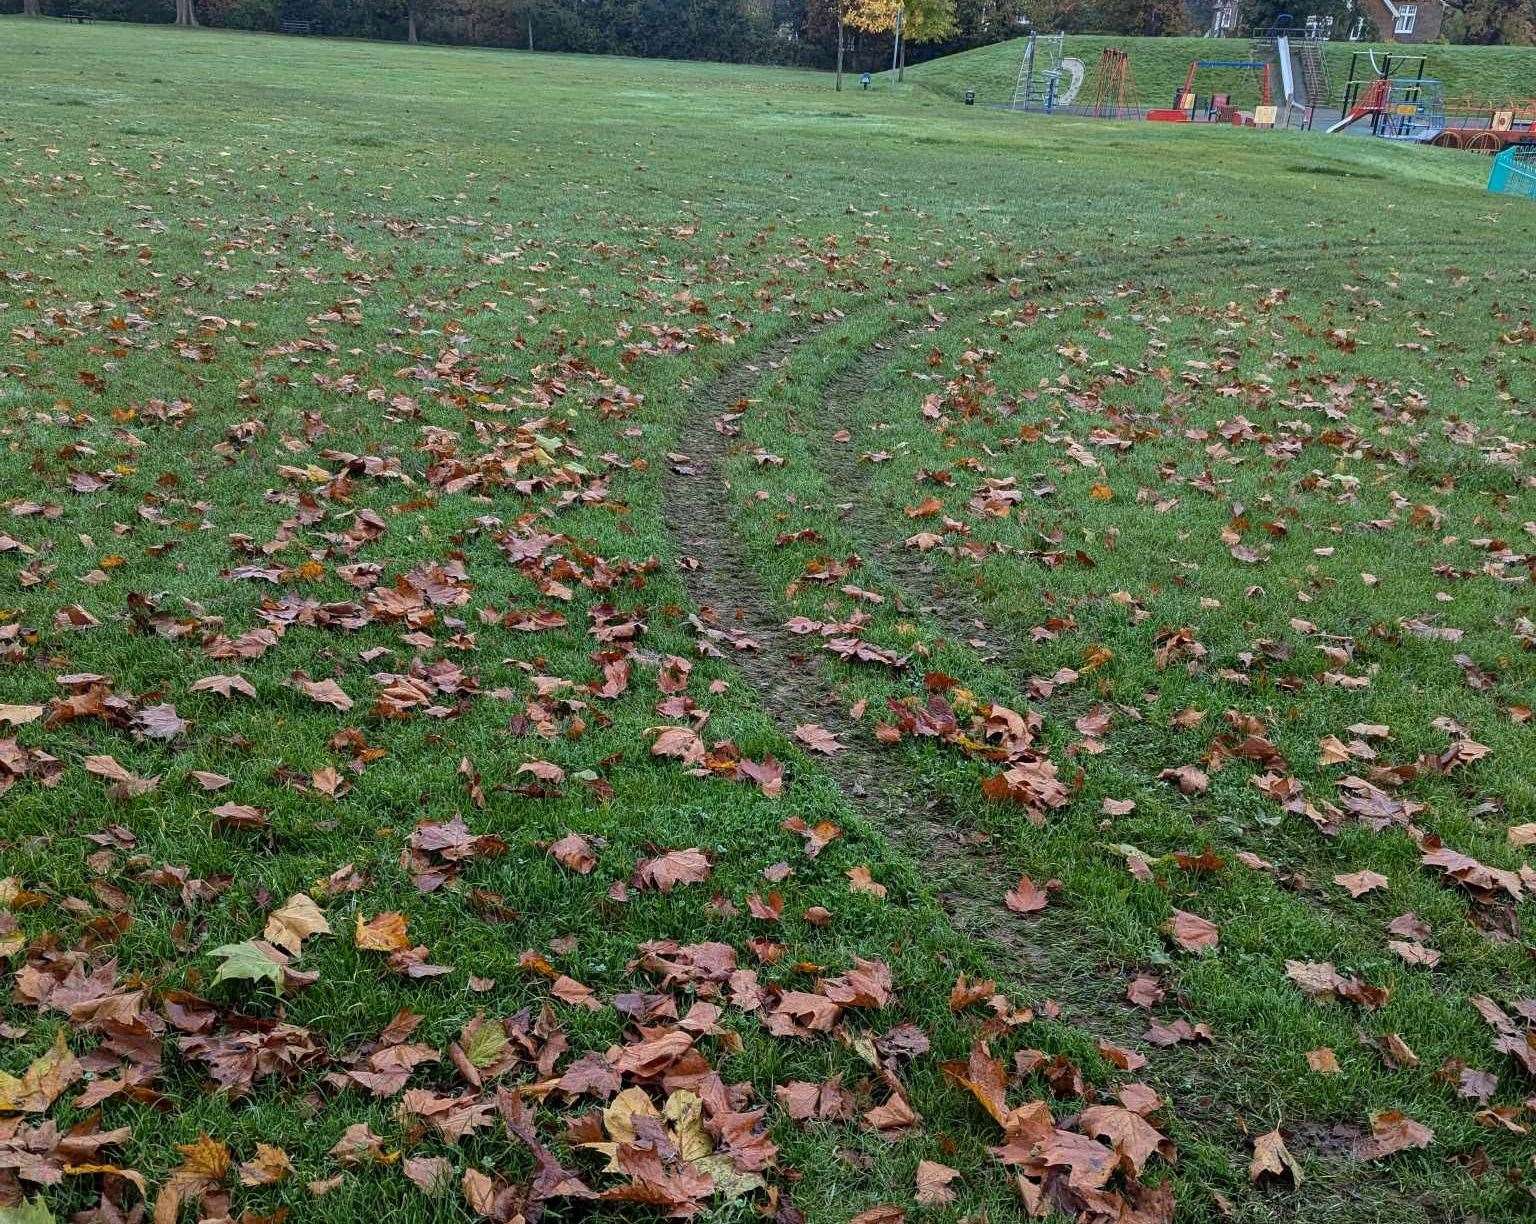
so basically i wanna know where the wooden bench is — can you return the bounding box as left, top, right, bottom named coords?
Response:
left=63, top=9, right=92, bottom=21
left=278, top=19, right=312, bottom=33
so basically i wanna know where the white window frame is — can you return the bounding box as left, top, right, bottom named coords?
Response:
left=1394, top=4, right=1417, bottom=34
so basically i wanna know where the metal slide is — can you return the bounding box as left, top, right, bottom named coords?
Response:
left=1276, top=34, right=1299, bottom=116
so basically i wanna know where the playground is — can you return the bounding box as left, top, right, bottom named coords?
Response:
left=1, top=15, right=1535, bottom=1224
left=999, top=29, right=1536, bottom=152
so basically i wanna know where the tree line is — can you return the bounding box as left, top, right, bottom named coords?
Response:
left=7, top=0, right=1026, bottom=69
left=7, top=0, right=1532, bottom=61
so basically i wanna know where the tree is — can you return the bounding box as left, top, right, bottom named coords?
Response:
left=1442, top=0, right=1535, bottom=42
left=1241, top=0, right=1353, bottom=36
left=846, top=0, right=954, bottom=80
left=23, top=0, right=42, bottom=16
left=1085, top=0, right=1185, bottom=34
left=836, top=0, right=846, bottom=88
left=174, top=0, right=200, bottom=24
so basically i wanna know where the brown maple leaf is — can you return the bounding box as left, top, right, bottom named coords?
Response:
left=1355, top=1110, right=1433, bottom=1160
left=632, top=849, right=711, bottom=892
left=1249, top=1128, right=1303, bottom=1185
left=355, top=911, right=412, bottom=952
left=1166, top=909, right=1219, bottom=953
left=1004, top=874, right=1051, bottom=915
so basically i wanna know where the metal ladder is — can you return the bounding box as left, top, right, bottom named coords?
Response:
left=1011, top=33, right=1064, bottom=111
left=1294, top=39, right=1331, bottom=106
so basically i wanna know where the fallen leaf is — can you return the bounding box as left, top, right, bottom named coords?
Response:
left=1167, top=910, right=1219, bottom=952
left=914, top=1159, right=959, bottom=1207
left=1004, top=875, right=1050, bottom=915
left=1334, top=869, right=1389, bottom=898
left=1249, top=1129, right=1303, bottom=1185
left=355, top=911, right=411, bottom=952
left=1355, top=1111, right=1433, bottom=1161
left=264, top=893, right=331, bottom=956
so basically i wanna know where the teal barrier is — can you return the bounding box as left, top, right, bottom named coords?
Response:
left=1489, top=144, right=1536, bottom=199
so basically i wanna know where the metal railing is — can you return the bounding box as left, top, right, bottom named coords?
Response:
left=1489, top=143, right=1536, bottom=199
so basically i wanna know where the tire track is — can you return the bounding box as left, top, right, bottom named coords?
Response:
left=769, top=235, right=1510, bottom=1186
left=659, top=232, right=1506, bottom=1136
left=662, top=233, right=1495, bottom=1004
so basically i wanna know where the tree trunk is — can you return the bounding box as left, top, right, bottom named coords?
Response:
left=174, top=0, right=200, bottom=27
left=23, top=0, right=42, bottom=17
left=897, top=33, right=905, bottom=80
left=835, top=8, right=844, bottom=91
left=407, top=0, right=419, bottom=42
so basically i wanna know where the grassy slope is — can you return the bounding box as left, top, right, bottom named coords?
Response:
left=906, top=34, right=1536, bottom=108
left=2, top=17, right=1535, bottom=1224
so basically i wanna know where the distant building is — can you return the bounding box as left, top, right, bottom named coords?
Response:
left=1351, top=0, right=1444, bottom=41
left=1207, top=0, right=1238, bottom=36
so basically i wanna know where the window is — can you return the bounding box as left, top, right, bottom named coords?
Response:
left=1394, top=4, right=1417, bottom=33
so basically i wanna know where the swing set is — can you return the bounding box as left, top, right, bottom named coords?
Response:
left=1147, top=59, right=1275, bottom=126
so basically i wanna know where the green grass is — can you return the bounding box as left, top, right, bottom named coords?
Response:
left=906, top=34, right=1536, bottom=108
left=1, top=17, right=1534, bottom=1224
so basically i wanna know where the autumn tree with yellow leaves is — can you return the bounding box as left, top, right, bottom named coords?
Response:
left=844, top=0, right=956, bottom=81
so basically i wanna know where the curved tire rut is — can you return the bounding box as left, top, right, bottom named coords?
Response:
left=658, top=233, right=1505, bottom=1173
left=662, top=234, right=1493, bottom=1010
left=806, top=232, right=1500, bottom=668
left=663, top=296, right=1062, bottom=982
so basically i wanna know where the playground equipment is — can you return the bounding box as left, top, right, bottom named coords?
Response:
left=1008, top=32, right=1083, bottom=113
left=1327, top=75, right=1445, bottom=139
left=1250, top=20, right=1331, bottom=128
left=1148, top=58, right=1272, bottom=124
left=1330, top=52, right=1444, bottom=141
left=1433, top=98, right=1536, bottom=152
left=1488, top=143, right=1536, bottom=197
left=1081, top=47, right=1138, bottom=119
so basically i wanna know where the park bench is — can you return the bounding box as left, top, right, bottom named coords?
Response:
left=63, top=9, right=92, bottom=21
left=278, top=19, right=312, bottom=34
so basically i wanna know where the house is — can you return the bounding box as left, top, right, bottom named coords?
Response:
left=1354, top=0, right=1444, bottom=41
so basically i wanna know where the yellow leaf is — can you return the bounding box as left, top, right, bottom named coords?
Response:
left=663, top=1090, right=713, bottom=1164
left=64, top=1163, right=147, bottom=1195
left=354, top=911, right=410, bottom=952
left=264, top=893, right=331, bottom=956
left=175, top=1133, right=230, bottom=1181
left=239, top=1142, right=294, bottom=1187
left=0, top=1030, right=80, bottom=1113
left=602, top=1086, right=659, bottom=1146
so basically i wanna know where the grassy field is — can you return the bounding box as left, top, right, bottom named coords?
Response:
left=1, top=17, right=1534, bottom=1224
left=907, top=34, right=1536, bottom=108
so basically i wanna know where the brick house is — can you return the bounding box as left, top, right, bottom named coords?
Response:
left=1354, top=0, right=1444, bottom=41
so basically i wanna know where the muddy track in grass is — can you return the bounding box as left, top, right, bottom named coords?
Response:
left=663, top=233, right=1495, bottom=1024
left=661, top=237, right=1502, bottom=1204
left=660, top=243, right=1283, bottom=1029
left=783, top=236, right=1509, bottom=1193
left=663, top=290, right=1069, bottom=983
left=660, top=282, right=1278, bottom=1207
